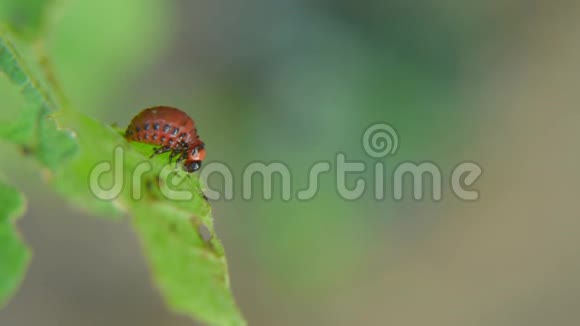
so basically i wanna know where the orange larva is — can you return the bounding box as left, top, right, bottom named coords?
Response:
left=125, top=106, right=206, bottom=172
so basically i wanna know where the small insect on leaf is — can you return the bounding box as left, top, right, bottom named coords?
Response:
left=125, top=106, right=206, bottom=172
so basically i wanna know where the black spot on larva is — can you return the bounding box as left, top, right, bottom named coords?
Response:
left=153, top=123, right=160, bottom=131
left=152, top=134, right=158, bottom=140
left=143, top=123, right=150, bottom=130
left=160, top=136, right=166, bottom=142
left=164, top=124, right=171, bottom=132
left=144, top=133, right=149, bottom=140
left=136, top=126, right=141, bottom=132
left=168, top=139, right=174, bottom=145
left=179, top=133, right=186, bottom=139
left=172, top=128, right=180, bottom=136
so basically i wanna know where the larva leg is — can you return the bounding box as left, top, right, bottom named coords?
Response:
left=150, top=146, right=171, bottom=158
left=168, top=150, right=180, bottom=163
left=175, top=151, right=188, bottom=167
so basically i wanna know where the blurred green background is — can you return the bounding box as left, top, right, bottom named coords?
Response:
left=1, top=0, right=580, bottom=325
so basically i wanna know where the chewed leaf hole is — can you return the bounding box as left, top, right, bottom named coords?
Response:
left=197, top=223, right=212, bottom=243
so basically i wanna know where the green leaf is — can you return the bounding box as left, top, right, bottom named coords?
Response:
left=0, top=23, right=245, bottom=326
left=130, top=190, right=245, bottom=326
left=0, top=32, right=77, bottom=171
left=0, top=181, right=30, bottom=307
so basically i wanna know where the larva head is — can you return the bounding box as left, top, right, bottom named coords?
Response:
left=185, top=161, right=202, bottom=172
left=184, top=144, right=206, bottom=172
